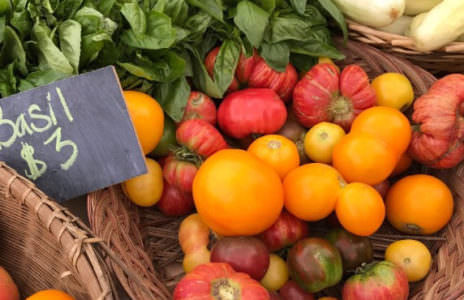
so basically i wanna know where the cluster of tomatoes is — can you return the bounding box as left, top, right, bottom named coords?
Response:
left=121, top=58, right=455, bottom=299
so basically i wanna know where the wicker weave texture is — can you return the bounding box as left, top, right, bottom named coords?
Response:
left=0, top=162, right=117, bottom=300
left=87, top=40, right=464, bottom=299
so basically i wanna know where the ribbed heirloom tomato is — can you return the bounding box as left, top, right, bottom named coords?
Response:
left=248, top=135, right=300, bottom=179
left=193, top=149, right=284, bottom=236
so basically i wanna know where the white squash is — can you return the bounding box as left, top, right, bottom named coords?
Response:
left=379, top=16, right=413, bottom=35
left=409, top=0, right=464, bottom=51
left=332, top=0, right=405, bottom=28
left=405, top=0, right=443, bottom=16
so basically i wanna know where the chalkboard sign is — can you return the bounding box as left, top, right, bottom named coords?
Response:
left=0, top=66, right=147, bottom=202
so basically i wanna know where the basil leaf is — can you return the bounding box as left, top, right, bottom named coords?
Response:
left=304, top=5, right=327, bottom=26
left=187, top=45, right=222, bottom=98
left=289, top=0, right=307, bottom=15
left=0, top=26, right=27, bottom=75
left=119, top=52, right=186, bottom=83
left=165, top=0, right=189, bottom=25
left=290, top=53, right=316, bottom=73
left=155, top=76, right=191, bottom=122
left=260, top=42, right=289, bottom=72
left=121, top=3, right=146, bottom=35
left=317, top=0, right=347, bottom=40
left=80, top=32, right=112, bottom=67
left=269, top=14, right=312, bottom=43
left=0, top=16, right=5, bottom=45
left=18, top=69, right=69, bottom=92
left=234, top=0, right=270, bottom=48
left=59, top=20, right=81, bottom=73
left=55, top=0, right=83, bottom=19
left=213, top=39, right=240, bottom=95
left=184, top=11, right=212, bottom=41
left=258, top=0, right=276, bottom=12
left=10, top=9, right=32, bottom=38
left=186, top=0, right=223, bottom=22
left=0, top=63, right=16, bottom=97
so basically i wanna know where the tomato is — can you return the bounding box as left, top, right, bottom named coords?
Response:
left=283, top=164, right=345, bottom=222
left=181, top=91, right=217, bottom=125
left=277, top=115, right=310, bottom=164
left=318, top=298, right=338, bottom=300
left=385, top=239, right=432, bottom=282
left=318, top=57, right=340, bottom=73
left=392, top=153, right=413, bottom=176
left=123, top=91, right=164, bottom=154
left=218, top=88, right=288, bottom=139
left=351, top=106, right=412, bottom=155
left=248, top=135, right=300, bottom=179
left=372, top=180, right=390, bottom=198
left=386, top=174, right=453, bottom=235
left=193, top=149, right=284, bottom=236
left=372, top=73, right=414, bottom=111
left=336, top=183, right=385, bottom=236
left=279, top=281, right=315, bottom=300
left=123, top=158, right=163, bottom=207
left=26, top=290, right=74, bottom=300
left=173, top=263, right=269, bottom=300
left=157, top=180, right=194, bottom=217
left=0, top=267, right=19, bottom=300
left=163, top=155, right=198, bottom=193
left=176, top=119, right=228, bottom=158
left=261, top=254, right=289, bottom=291
left=205, top=47, right=240, bottom=93
left=333, top=133, right=397, bottom=185
left=151, top=116, right=177, bottom=157
left=304, top=122, right=346, bottom=164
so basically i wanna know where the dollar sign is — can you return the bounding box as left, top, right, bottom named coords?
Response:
left=20, top=142, right=47, bottom=181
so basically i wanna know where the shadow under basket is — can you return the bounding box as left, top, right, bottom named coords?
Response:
left=87, top=40, right=464, bottom=299
left=0, top=162, right=120, bottom=300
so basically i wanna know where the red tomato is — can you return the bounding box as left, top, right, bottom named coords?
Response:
left=157, top=181, right=194, bottom=217
left=181, top=91, right=217, bottom=125
left=163, top=155, right=198, bottom=193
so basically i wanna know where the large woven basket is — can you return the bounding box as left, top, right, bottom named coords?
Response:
left=0, top=162, right=121, bottom=300
left=87, top=40, right=464, bottom=299
left=348, top=20, right=464, bottom=74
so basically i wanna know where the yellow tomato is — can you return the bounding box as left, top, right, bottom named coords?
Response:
left=122, top=157, right=163, bottom=207
left=261, top=254, right=289, bottom=291
left=304, top=122, right=346, bottom=163
left=26, top=290, right=75, bottom=300
left=248, top=135, right=300, bottom=179
left=372, top=73, right=414, bottom=111
left=385, top=239, right=432, bottom=282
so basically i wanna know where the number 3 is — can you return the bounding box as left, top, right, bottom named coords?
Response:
left=44, top=127, right=79, bottom=170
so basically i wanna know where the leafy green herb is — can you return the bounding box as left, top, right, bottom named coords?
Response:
left=234, top=0, right=270, bottom=48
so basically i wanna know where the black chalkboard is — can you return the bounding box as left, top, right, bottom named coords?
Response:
left=0, top=66, right=147, bottom=202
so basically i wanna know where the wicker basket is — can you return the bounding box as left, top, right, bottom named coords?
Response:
left=347, top=20, right=464, bottom=74
left=87, top=40, right=464, bottom=299
left=0, top=162, right=122, bottom=300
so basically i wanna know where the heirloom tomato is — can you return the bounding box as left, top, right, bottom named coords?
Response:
left=151, top=116, right=177, bottom=157
left=123, top=158, right=163, bottom=207
left=333, top=133, right=397, bottom=185
left=26, top=290, right=74, bottom=300
left=123, top=91, right=164, bottom=154
left=173, top=263, right=269, bottom=300
left=371, top=73, right=414, bottom=111
left=157, top=181, right=194, bottom=217
left=205, top=47, right=240, bottom=93
left=163, top=155, right=198, bottom=193
left=181, top=91, right=217, bottom=125
left=304, top=122, right=346, bottom=164
left=351, top=106, right=411, bottom=155
left=193, top=149, right=284, bottom=236
left=335, top=183, right=385, bottom=236
left=248, top=135, right=300, bottom=179
left=279, top=281, right=315, bottom=300
left=283, top=164, right=345, bottom=222
left=386, top=175, right=453, bottom=235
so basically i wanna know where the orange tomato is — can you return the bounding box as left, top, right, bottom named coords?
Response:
left=283, top=163, right=345, bottom=221
left=392, top=153, right=413, bottom=176
left=26, top=290, right=75, bottom=300
left=193, top=149, right=284, bottom=236
left=351, top=106, right=411, bottom=155
left=248, top=135, right=300, bottom=179
left=124, top=91, right=164, bottom=154
left=336, top=183, right=385, bottom=236
left=386, top=175, right=453, bottom=235
left=333, top=133, right=397, bottom=185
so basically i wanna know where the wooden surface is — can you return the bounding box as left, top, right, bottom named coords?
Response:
left=0, top=66, right=147, bottom=202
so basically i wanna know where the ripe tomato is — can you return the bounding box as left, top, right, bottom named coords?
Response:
left=336, top=183, right=385, bottom=236
left=304, top=122, right=346, bottom=164
left=123, top=91, right=164, bottom=154
left=386, top=175, right=453, bottom=235
left=181, top=91, right=217, bottom=125
left=284, top=164, right=344, bottom=221
left=372, top=73, right=414, bottom=111
left=248, top=135, right=300, bottom=179
left=193, top=149, right=284, bottom=236
left=385, top=239, right=432, bottom=282
left=350, top=106, right=411, bottom=155
left=123, top=158, right=163, bottom=207
left=26, top=290, right=74, bottom=300
left=261, top=254, right=289, bottom=291
left=333, top=133, right=397, bottom=185
left=392, top=153, right=413, bottom=176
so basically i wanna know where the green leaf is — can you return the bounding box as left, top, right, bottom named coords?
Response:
left=155, top=76, right=191, bottom=122
left=18, top=69, right=69, bottom=92
left=186, top=45, right=222, bottom=98
left=165, top=0, right=189, bottom=25
left=74, top=7, right=117, bottom=35
left=0, top=16, right=4, bottom=44
left=121, top=11, right=176, bottom=50
left=153, top=0, right=167, bottom=13
left=55, top=0, right=83, bottom=19
left=80, top=32, right=112, bottom=66
left=97, top=0, right=116, bottom=16
left=184, top=11, right=212, bottom=41
left=260, top=42, right=289, bottom=72
left=10, top=9, right=32, bottom=38
left=119, top=52, right=186, bottom=83
left=290, top=52, right=316, bottom=73
left=317, top=0, right=347, bottom=40
left=0, top=26, right=27, bottom=76
left=213, top=39, right=240, bottom=95
left=289, top=0, right=307, bottom=15
left=234, top=0, right=270, bottom=48
left=59, top=20, right=82, bottom=73
left=0, top=63, right=16, bottom=97
left=258, top=0, right=276, bottom=12
left=186, top=0, right=223, bottom=22
left=121, top=3, right=146, bottom=35
left=269, top=14, right=312, bottom=43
